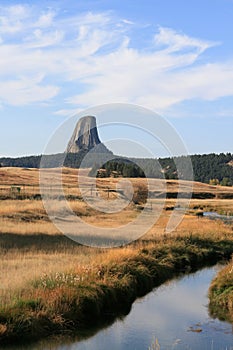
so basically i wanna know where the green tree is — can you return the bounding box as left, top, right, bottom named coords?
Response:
left=220, top=177, right=232, bottom=186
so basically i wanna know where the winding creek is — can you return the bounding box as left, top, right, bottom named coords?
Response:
left=7, top=265, right=233, bottom=350
left=203, top=211, right=233, bottom=224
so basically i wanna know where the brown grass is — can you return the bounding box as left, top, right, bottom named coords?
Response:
left=0, top=193, right=232, bottom=303
left=0, top=167, right=233, bottom=343
left=209, top=258, right=233, bottom=322
left=1, top=166, right=233, bottom=197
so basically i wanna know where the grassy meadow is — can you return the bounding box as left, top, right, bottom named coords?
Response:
left=0, top=167, right=233, bottom=343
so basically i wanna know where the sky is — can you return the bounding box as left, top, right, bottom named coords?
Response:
left=0, top=0, right=233, bottom=157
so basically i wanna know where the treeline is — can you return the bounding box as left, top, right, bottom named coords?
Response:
left=89, top=159, right=146, bottom=178
left=0, top=144, right=113, bottom=169
left=158, top=153, right=233, bottom=185
left=0, top=152, right=232, bottom=185
left=157, top=153, right=233, bottom=185
left=190, top=153, right=233, bottom=185
left=90, top=153, right=233, bottom=185
left=0, top=155, right=42, bottom=168
left=0, top=153, right=82, bottom=169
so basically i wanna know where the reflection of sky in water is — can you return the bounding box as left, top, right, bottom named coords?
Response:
left=7, top=266, right=233, bottom=350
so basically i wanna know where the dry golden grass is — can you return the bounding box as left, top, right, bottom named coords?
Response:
left=1, top=167, right=233, bottom=344
left=209, top=257, right=233, bottom=322
left=189, top=198, right=233, bottom=214
left=0, top=218, right=59, bottom=235
left=0, top=166, right=233, bottom=310
left=1, top=167, right=233, bottom=198
left=0, top=248, right=102, bottom=305
left=0, top=202, right=232, bottom=304
left=0, top=199, right=45, bottom=215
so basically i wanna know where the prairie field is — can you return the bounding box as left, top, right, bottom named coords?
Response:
left=0, top=167, right=233, bottom=298
left=0, top=167, right=233, bottom=343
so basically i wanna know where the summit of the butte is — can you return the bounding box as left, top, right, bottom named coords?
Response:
left=66, top=115, right=106, bottom=153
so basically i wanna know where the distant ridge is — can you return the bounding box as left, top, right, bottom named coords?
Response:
left=0, top=153, right=233, bottom=186
left=0, top=115, right=232, bottom=185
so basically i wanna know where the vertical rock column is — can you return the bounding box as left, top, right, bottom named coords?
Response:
left=66, top=116, right=101, bottom=153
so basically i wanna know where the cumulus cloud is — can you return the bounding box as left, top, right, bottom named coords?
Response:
left=0, top=4, right=232, bottom=112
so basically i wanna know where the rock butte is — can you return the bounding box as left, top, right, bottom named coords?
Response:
left=66, top=116, right=101, bottom=153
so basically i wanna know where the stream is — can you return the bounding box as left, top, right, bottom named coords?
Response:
left=203, top=211, right=233, bottom=224
left=8, top=265, right=233, bottom=350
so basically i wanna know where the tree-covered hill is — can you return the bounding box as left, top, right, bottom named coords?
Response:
left=158, top=153, right=233, bottom=185
left=0, top=152, right=232, bottom=186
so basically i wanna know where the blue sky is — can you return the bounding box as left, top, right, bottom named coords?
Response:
left=0, top=0, right=233, bottom=157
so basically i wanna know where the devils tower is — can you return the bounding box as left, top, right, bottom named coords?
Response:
left=66, top=116, right=101, bottom=153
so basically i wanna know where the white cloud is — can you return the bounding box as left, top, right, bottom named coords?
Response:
left=0, top=4, right=232, bottom=113
left=154, top=26, right=216, bottom=54
left=26, top=29, right=64, bottom=48
left=121, top=19, right=134, bottom=25
left=0, top=4, right=30, bottom=34
left=0, top=75, right=59, bottom=106
left=35, top=11, right=56, bottom=28
left=6, top=4, right=28, bottom=18
left=53, top=108, right=83, bottom=116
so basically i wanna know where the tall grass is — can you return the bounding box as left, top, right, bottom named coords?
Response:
left=209, top=257, right=233, bottom=322
left=0, top=167, right=233, bottom=344
left=0, top=227, right=233, bottom=344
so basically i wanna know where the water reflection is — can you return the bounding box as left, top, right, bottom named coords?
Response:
left=4, top=266, right=233, bottom=350
left=203, top=211, right=233, bottom=224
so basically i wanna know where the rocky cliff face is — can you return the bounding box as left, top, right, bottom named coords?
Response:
left=66, top=116, right=101, bottom=153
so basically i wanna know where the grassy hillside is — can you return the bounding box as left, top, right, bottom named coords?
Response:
left=1, top=152, right=233, bottom=185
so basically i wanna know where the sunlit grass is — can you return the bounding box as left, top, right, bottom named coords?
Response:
left=209, top=257, right=233, bottom=322
left=0, top=167, right=233, bottom=343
